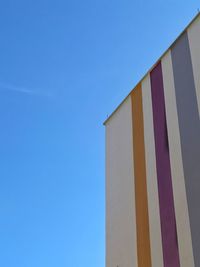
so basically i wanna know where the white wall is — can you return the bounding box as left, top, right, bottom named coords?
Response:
left=105, top=96, right=137, bottom=267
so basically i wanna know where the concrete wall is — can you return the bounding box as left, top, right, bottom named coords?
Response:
left=105, top=14, right=200, bottom=267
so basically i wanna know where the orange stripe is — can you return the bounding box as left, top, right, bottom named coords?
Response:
left=131, top=84, right=152, bottom=267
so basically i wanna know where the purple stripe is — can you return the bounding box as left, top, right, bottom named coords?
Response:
left=150, top=62, right=180, bottom=267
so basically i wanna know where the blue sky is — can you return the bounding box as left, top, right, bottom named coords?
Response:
left=0, top=1, right=199, bottom=266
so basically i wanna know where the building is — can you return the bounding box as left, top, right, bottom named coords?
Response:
left=104, top=14, right=200, bottom=267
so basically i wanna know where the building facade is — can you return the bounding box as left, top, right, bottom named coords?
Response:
left=105, top=14, right=200, bottom=267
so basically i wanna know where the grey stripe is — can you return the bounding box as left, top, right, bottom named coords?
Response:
left=171, top=32, right=200, bottom=266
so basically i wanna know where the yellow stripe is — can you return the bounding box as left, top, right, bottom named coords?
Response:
left=131, top=84, right=152, bottom=267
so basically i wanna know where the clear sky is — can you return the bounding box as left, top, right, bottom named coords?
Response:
left=0, top=1, right=199, bottom=266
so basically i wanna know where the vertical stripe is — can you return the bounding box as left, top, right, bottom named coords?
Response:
left=142, top=75, right=164, bottom=267
left=150, top=62, right=180, bottom=267
left=162, top=51, right=194, bottom=267
left=187, top=15, right=200, bottom=114
left=131, top=84, right=151, bottom=267
left=106, top=96, right=138, bottom=267
left=171, top=32, right=200, bottom=267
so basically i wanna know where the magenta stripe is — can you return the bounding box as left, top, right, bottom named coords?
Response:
left=150, top=62, right=180, bottom=267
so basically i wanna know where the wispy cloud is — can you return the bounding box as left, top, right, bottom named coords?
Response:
left=0, top=81, right=53, bottom=98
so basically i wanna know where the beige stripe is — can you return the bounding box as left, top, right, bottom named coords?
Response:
left=141, top=75, right=163, bottom=267
left=106, top=96, right=138, bottom=267
left=161, top=51, right=194, bottom=267
left=187, top=15, right=200, bottom=115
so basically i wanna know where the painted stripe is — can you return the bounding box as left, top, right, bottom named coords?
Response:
left=142, top=75, right=164, bottom=267
left=171, top=32, right=200, bottom=267
left=162, top=51, right=194, bottom=267
left=106, top=96, right=138, bottom=267
left=131, top=84, right=151, bottom=267
left=187, top=15, right=200, bottom=115
left=150, top=62, right=180, bottom=267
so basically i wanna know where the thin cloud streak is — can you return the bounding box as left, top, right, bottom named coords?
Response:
left=0, top=81, right=53, bottom=97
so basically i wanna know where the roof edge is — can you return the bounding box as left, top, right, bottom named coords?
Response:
left=103, top=12, right=200, bottom=126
